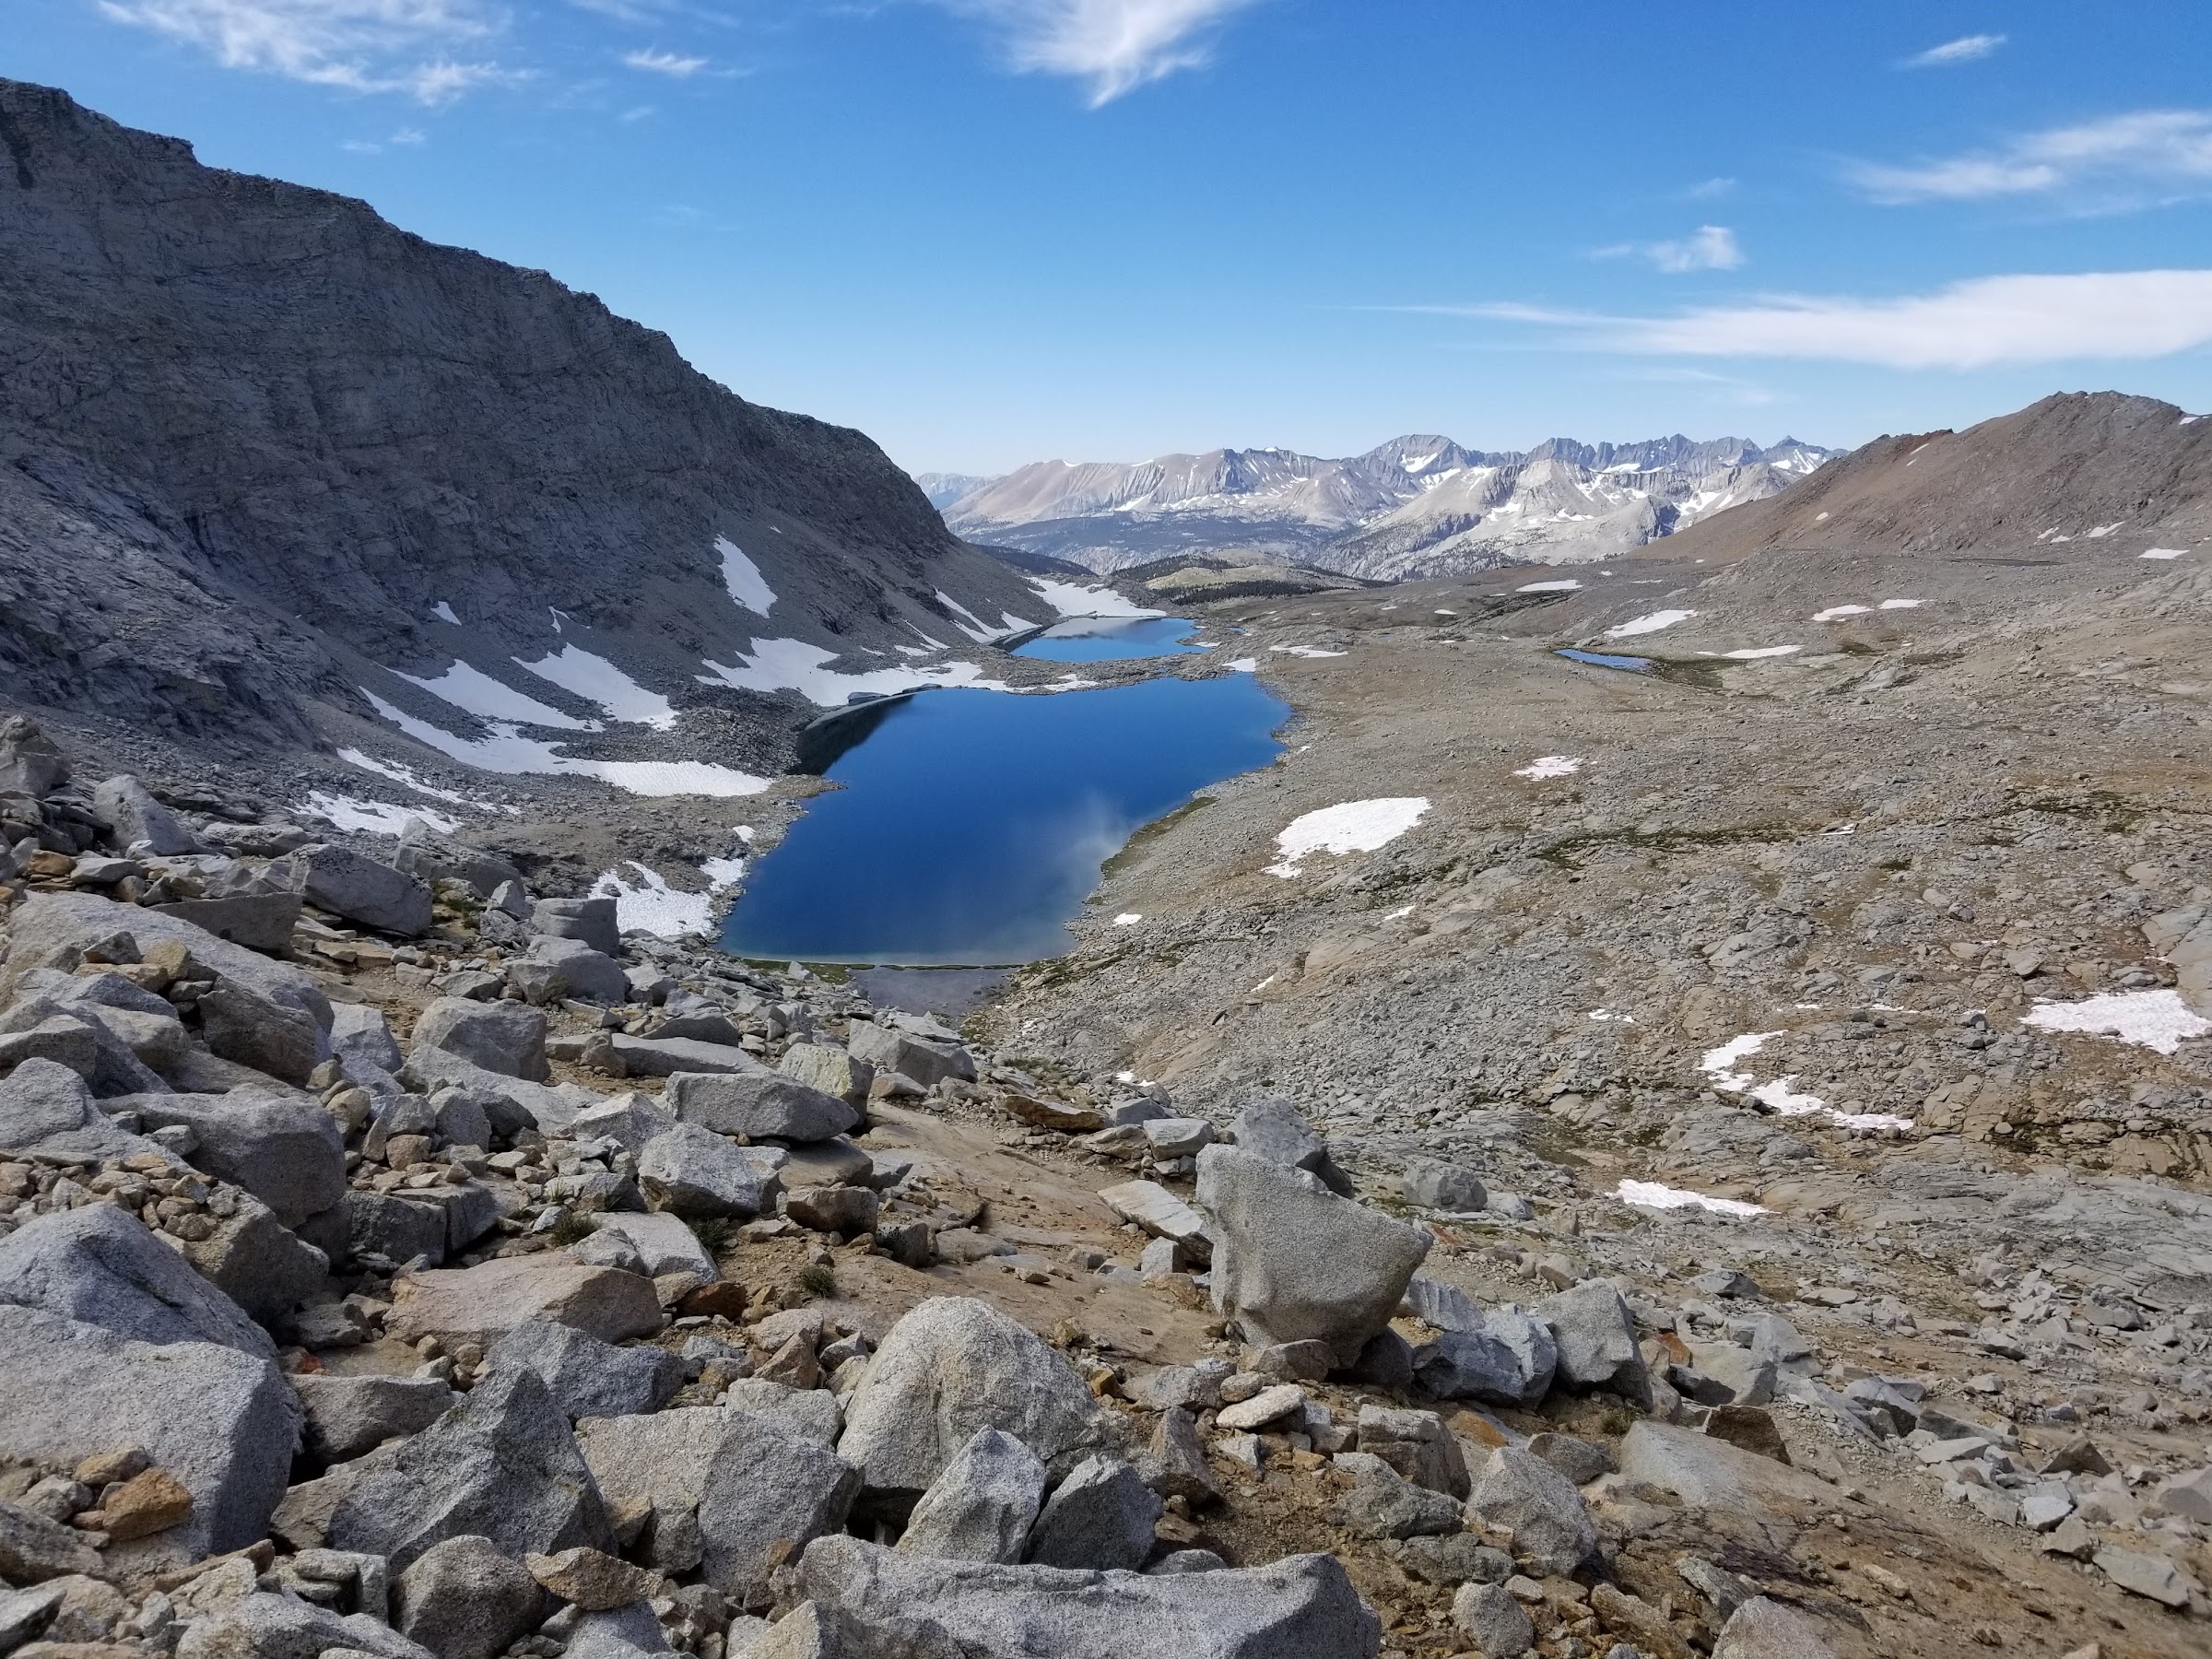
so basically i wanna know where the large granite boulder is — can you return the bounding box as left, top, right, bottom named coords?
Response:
left=838, top=1299, right=1109, bottom=1504
left=0, top=1056, right=176, bottom=1166
left=0, top=1307, right=297, bottom=1563
left=383, top=1256, right=663, bottom=1347
left=329, top=1365, right=613, bottom=1572
left=285, top=843, right=434, bottom=936
left=412, top=996, right=549, bottom=1081
left=1194, top=1144, right=1430, bottom=1367
left=790, top=1535, right=1380, bottom=1658
left=666, top=1069, right=859, bottom=1143
left=129, top=1088, right=347, bottom=1225
left=0, top=1205, right=274, bottom=1357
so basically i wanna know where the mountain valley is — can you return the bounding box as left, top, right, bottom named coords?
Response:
left=2, top=75, right=2211, bottom=1659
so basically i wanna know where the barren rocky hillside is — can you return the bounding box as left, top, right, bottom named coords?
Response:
left=1652, top=393, right=2212, bottom=566
left=0, top=79, right=1046, bottom=781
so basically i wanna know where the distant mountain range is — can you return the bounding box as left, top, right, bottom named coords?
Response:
left=925, top=433, right=1838, bottom=578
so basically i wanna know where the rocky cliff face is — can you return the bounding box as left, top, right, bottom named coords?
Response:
left=0, top=78, right=1051, bottom=782
left=934, top=433, right=1834, bottom=577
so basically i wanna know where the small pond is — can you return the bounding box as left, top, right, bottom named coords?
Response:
left=1011, top=616, right=1205, bottom=662
left=720, top=674, right=1288, bottom=966
left=1555, top=647, right=1655, bottom=673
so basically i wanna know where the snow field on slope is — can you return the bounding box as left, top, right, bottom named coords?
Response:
left=517, top=646, right=679, bottom=730
left=1603, top=609, right=1696, bottom=639
left=1265, top=797, right=1430, bottom=877
left=717, top=538, right=776, bottom=616
left=2024, top=989, right=2210, bottom=1055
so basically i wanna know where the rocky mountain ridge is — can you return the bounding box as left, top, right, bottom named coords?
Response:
left=1654, top=392, right=2212, bottom=566
left=0, top=78, right=1065, bottom=811
left=933, top=433, right=1834, bottom=579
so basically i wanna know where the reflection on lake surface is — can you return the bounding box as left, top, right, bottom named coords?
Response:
left=1011, top=616, right=1204, bottom=662
left=721, top=674, right=1288, bottom=966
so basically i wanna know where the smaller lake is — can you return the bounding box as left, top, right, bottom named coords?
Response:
left=1012, top=616, right=1204, bottom=662
left=721, top=674, right=1288, bottom=966
left=1556, top=647, right=1655, bottom=673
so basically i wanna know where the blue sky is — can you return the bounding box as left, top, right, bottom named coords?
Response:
left=11, top=2, right=2212, bottom=473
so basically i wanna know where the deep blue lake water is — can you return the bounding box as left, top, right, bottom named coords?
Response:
left=720, top=674, right=1288, bottom=966
left=1011, top=616, right=1205, bottom=662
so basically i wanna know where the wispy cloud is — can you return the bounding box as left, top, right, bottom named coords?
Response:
left=1684, top=176, right=1735, bottom=200
left=95, top=0, right=519, bottom=102
left=1902, top=32, right=2005, bottom=68
left=951, top=0, right=1256, bottom=107
left=1596, top=225, right=1744, bottom=274
left=622, top=46, right=705, bottom=76
left=1434, top=271, right=2212, bottom=370
left=1853, top=109, right=2212, bottom=207
left=339, top=122, right=429, bottom=152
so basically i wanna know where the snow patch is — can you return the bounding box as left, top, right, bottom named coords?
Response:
left=1614, top=1180, right=1766, bottom=1218
left=1704, top=1030, right=1912, bottom=1130
left=1027, top=577, right=1163, bottom=619
left=1226, top=657, right=1259, bottom=673
left=1752, top=1075, right=1912, bottom=1133
left=516, top=646, right=679, bottom=730
left=335, top=747, right=472, bottom=805
left=392, top=661, right=595, bottom=730
left=2086, top=523, right=2124, bottom=538
left=431, top=601, right=461, bottom=625
left=1721, top=645, right=1800, bottom=660
left=1517, top=580, right=1582, bottom=593
left=1112, top=912, right=1143, bottom=925
left=1878, top=598, right=1923, bottom=609
left=361, top=690, right=771, bottom=797
left=308, top=793, right=458, bottom=837
left=1604, top=609, right=1696, bottom=639
left=1265, top=797, right=1430, bottom=878
left=1812, top=605, right=1870, bottom=621
left=1514, top=755, right=1583, bottom=779
left=935, top=590, right=1037, bottom=643
left=699, top=639, right=1008, bottom=707
left=2024, top=989, right=2210, bottom=1055
left=1384, top=905, right=1415, bottom=921
left=716, top=538, right=776, bottom=616
left=1268, top=645, right=1347, bottom=659
left=1700, top=1031, right=1780, bottom=1093
left=2141, top=547, right=2187, bottom=560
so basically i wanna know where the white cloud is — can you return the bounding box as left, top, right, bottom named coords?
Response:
left=1649, top=225, right=1744, bottom=273
left=1853, top=109, right=2212, bottom=206
left=623, top=46, right=705, bottom=76
left=1595, top=225, right=1744, bottom=274
left=96, top=0, right=517, bottom=102
left=953, top=0, right=1255, bottom=107
left=1460, top=270, right=2212, bottom=370
left=1903, top=32, right=2005, bottom=68
left=1684, top=176, right=1735, bottom=200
